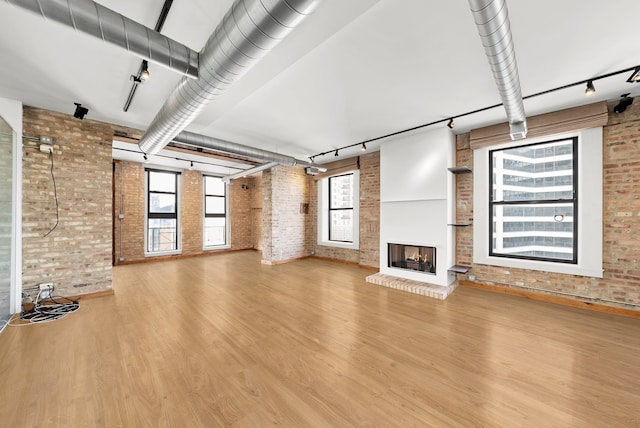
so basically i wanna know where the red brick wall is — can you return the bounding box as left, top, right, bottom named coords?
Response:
left=113, top=161, right=253, bottom=263
left=181, top=169, right=203, bottom=255
left=22, top=106, right=112, bottom=296
left=309, top=152, right=380, bottom=268
left=113, top=161, right=145, bottom=261
left=455, top=97, right=640, bottom=310
left=230, top=177, right=253, bottom=250
left=359, top=152, right=380, bottom=268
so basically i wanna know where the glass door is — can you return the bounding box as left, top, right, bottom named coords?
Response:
left=0, top=115, right=14, bottom=331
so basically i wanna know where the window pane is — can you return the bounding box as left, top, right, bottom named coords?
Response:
left=149, top=171, right=176, bottom=192
left=492, top=139, right=574, bottom=202
left=147, top=218, right=177, bottom=252
left=204, top=217, right=226, bottom=246
left=205, top=176, right=225, bottom=196
left=330, top=210, right=353, bottom=242
left=492, top=203, right=574, bottom=261
left=205, top=196, right=225, bottom=214
left=330, top=174, right=354, bottom=209
left=149, top=192, right=176, bottom=213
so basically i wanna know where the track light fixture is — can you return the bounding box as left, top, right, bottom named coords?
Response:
left=143, top=154, right=149, bottom=163
left=613, top=93, right=633, bottom=114
left=189, top=160, right=194, bottom=170
left=73, top=102, right=88, bottom=119
left=309, top=156, right=315, bottom=163
left=307, top=64, right=639, bottom=162
left=361, top=143, right=367, bottom=151
left=141, top=60, right=150, bottom=81
left=627, top=67, right=640, bottom=83
left=585, top=80, right=596, bottom=95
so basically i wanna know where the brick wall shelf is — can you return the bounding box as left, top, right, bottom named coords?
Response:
left=448, top=166, right=472, bottom=174
left=448, top=264, right=471, bottom=274
left=448, top=223, right=472, bottom=227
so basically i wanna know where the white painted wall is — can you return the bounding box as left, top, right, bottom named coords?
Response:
left=379, top=127, right=455, bottom=286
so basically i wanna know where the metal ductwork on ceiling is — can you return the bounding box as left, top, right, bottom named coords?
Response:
left=5, top=0, right=199, bottom=78
left=138, top=0, right=322, bottom=156
left=174, top=131, right=315, bottom=169
left=468, top=0, right=527, bottom=140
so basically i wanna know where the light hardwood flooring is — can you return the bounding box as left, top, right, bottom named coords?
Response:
left=1, top=250, right=639, bottom=427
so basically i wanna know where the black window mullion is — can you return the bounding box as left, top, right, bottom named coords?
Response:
left=489, top=137, right=578, bottom=264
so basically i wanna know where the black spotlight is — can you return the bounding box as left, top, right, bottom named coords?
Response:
left=73, top=102, right=88, bottom=120
left=614, top=94, right=633, bottom=114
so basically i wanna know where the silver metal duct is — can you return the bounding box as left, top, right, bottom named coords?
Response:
left=468, top=0, right=527, bottom=139
left=5, top=0, right=199, bottom=78
left=173, top=130, right=314, bottom=168
left=222, top=162, right=279, bottom=183
left=138, top=0, right=322, bottom=155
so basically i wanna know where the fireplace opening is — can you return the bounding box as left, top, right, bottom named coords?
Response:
left=388, top=243, right=436, bottom=274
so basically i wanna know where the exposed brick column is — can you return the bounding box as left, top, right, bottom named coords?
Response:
left=261, top=166, right=311, bottom=264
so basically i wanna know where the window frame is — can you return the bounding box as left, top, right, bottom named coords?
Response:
left=328, top=173, right=355, bottom=243
left=203, top=175, right=230, bottom=250
left=472, top=128, right=603, bottom=278
left=145, top=168, right=181, bottom=256
left=317, top=170, right=360, bottom=250
left=488, top=137, right=578, bottom=264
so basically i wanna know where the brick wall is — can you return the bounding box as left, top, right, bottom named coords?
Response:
left=309, top=152, right=380, bottom=268
left=250, top=175, right=263, bottom=250
left=22, top=106, right=112, bottom=296
left=230, top=177, right=253, bottom=250
left=114, top=161, right=254, bottom=263
left=262, top=166, right=311, bottom=263
left=455, top=97, right=640, bottom=310
left=113, top=161, right=145, bottom=261
left=358, top=152, right=380, bottom=268
left=181, top=169, right=203, bottom=255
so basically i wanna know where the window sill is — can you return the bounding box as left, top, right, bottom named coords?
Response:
left=204, top=244, right=231, bottom=251
left=145, top=250, right=182, bottom=258
left=318, top=240, right=359, bottom=250
left=475, top=255, right=603, bottom=278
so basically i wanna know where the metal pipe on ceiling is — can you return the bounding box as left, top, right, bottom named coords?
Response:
left=137, top=0, right=322, bottom=156
left=468, top=0, right=527, bottom=139
left=5, top=0, right=199, bottom=78
left=222, top=162, right=279, bottom=183
left=173, top=131, right=315, bottom=169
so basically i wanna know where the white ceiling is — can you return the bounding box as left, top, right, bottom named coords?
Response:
left=1, top=0, right=639, bottom=163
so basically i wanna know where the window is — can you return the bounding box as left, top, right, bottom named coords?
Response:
left=473, top=128, right=603, bottom=278
left=204, top=176, right=228, bottom=248
left=329, top=173, right=355, bottom=242
left=490, top=137, right=577, bottom=263
left=318, top=171, right=359, bottom=249
left=146, top=169, right=179, bottom=254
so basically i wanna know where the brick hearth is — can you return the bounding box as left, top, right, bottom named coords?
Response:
left=365, top=273, right=458, bottom=300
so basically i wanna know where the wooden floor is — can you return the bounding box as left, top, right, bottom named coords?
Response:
left=1, top=251, right=639, bottom=427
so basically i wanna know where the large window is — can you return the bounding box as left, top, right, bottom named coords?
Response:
left=490, top=137, right=578, bottom=263
left=318, top=170, right=359, bottom=249
left=146, top=169, right=179, bottom=254
left=204, top=176, right=228, bottom=247
left=473, top=128, right=603, bottom=278
left=329, top=173, right=355, bottom=242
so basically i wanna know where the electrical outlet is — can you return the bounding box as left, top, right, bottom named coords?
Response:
left=39, top=144, right=53, bottom=153
left=39, top=282, right=54, bottom=299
